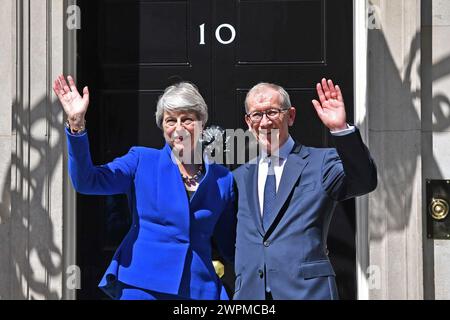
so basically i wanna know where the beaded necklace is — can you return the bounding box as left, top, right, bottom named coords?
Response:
left=181, top=165, right=204, bottom=186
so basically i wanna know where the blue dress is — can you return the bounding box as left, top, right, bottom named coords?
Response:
left=66, top=129, right=236, bottom=300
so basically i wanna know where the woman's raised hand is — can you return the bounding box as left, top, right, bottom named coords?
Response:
left=53, top=75, right=89, bottom=129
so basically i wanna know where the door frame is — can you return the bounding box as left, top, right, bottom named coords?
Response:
left=353, top=0, right=370, bottom=301
left=63, top=0, right=78, bottom=300
left=63, top=0, right=370, bottom=300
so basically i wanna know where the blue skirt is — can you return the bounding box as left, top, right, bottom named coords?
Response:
left=116, top=282, right=190, bottom=300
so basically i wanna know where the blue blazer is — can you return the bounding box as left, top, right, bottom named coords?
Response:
left=232, top=129, right=377, bottom=300
left=66, top=129, right=236, bottom=300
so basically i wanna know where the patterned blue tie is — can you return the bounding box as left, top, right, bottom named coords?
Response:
left=262, top=157, right=276, bottom=231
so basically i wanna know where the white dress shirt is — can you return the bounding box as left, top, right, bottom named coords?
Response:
left=257, top=125, right=355, bottom=215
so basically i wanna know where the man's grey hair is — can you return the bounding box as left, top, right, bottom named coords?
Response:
left=244, top=82, right=293, bottom=113
left=155, top=82, right=208, bottom=129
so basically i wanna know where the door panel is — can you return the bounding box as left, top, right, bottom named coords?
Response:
left=238, top=0, right=324, bottom=64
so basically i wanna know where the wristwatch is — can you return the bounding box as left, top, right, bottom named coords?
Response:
left=64, top=119, right=86, bottom=134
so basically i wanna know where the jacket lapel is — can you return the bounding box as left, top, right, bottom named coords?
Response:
left=189, top=157, right=213, bottom=208
left=244, top=161, right=265, bottom=237
left=156, top=144, right=190, bottom=240
left=264, top=143, right=310, bottom=235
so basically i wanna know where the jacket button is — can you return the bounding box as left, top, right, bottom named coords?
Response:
left=264, top=241, right=270, bottom=247
left=258, top=269, right=264, bottom=278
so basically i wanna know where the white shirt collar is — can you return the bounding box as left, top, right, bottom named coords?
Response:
left=260, top=136, right=295, bottom=163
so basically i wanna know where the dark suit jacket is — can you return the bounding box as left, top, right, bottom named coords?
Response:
left=232, top=128, right=377, bottom=300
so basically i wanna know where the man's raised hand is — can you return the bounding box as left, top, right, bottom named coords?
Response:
left=311, top=78, right=347, bottom=131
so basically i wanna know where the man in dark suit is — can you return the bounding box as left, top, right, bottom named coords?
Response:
left=232, top=79, right=377, bottom=300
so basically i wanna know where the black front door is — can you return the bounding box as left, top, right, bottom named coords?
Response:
left=77, top=0, right=355, bottom=299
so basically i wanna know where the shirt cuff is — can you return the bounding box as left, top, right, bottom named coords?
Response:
left=330, top=124, right=356, bottom=136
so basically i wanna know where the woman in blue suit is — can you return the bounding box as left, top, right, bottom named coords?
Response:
left=53, top=76, right=236, bottom=300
